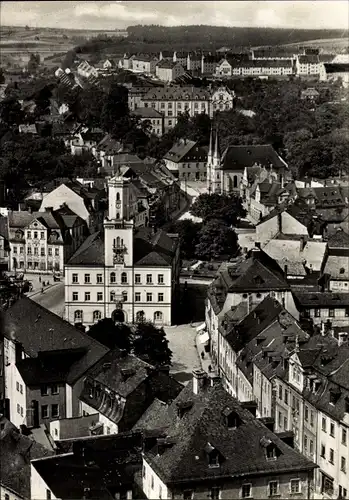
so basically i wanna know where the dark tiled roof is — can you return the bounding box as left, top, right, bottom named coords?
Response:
left=0, top=418, right=54, bottom=499
left=132, top=107, right=163, bottom=118
left=142, top=382, right=316, bottom=484
left=2, top=297, right=109, bottom=384
left=293, top=291, right=349, bottom=308
left=132, top=398, right=169, bottom=430
left=163, top=139, right=197, bottom=163
left=296, top=186, right=346, bottom=207
left=327, top=229, right=349, bottom=249
left=67, top=232, right=105, bottom=266
left=156, top=60, right=178, bottom=69
left=143, top=86, right=210, bottom=101
left=298, top=55, right=320, bottom=64
left=133, top=228, right=178, bottom=266
left=221, top=145, right=286, bottom=172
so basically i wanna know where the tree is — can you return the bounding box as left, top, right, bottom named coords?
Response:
left=0, top=98, right=24, bottom=126
left=0, top=69, right=4, bottom=85
left=190, top=193, right=246, bottom=226
left=87, top=318, right=133, bottom=352
left=133, top=321, right=172, bottom=367
left=28, top=53, right=40, bottom=73
left=100, top=82, right=129, bottom=133
left=162, top=219, right=202, bottom=259
left=195, top=219, right=239, bottom=261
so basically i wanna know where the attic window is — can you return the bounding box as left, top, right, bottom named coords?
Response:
left=340, top=268, right=345, bottom=274
left=205, top=443, right=221, bottom=468
left=176, top=400, right=193, bottom=418
left=222, top=408, right=241, bottom=429
left=254, top=275, right=264, bottom=285
left=329, top=388, right=341, bottom=405
left=121, top=368, right=136, bottom=381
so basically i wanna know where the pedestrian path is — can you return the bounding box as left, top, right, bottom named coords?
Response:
left=193, top=322, right=214, bottom=374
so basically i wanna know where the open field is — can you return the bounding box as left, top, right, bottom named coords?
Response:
left=281, top=37, right=348, bottom=51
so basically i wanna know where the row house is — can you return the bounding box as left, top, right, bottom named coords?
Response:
left=215, top=58, right=294, bottom=78
left=140, top=85, right=234, bottom=132
left=118, top=53, right=159, bottom=74
left=274, top=335, right=349, bottom=499
left=69, top=127, right=104, bottom=155
left=163, top=138, right=208, bottom=181
left=250, top=48, right=297, bottom=60
left=0, top=215, right=9, bottom=270
left=136, top=371, right=317, bottom=500
left=293, top=291, right=349, bottom=328
left=127, top=84, right=159, bottom=111
left=296, top=55, right=325, bottom=77
left=324, top=230, right=349, bottom=291
left=7, top=208, right=87, bottom=275
left=77, top=60, right=98, bottom=79
left=64, top=175, right=180, bottom=328
left=1, top=296, right=108, bottom=429
left=205, top=247, right=299, bottom=369
left=79, top=348, right=182, bottom=435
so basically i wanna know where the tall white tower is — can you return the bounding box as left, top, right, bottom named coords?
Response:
left=207, top=128, right=222, bottom=194
left=206, top=126, right=214, bottom=193
left=104, top=175, right=134, bottom=268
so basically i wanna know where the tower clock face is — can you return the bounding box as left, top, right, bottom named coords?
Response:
left=113, top=244, right=127, bottom=264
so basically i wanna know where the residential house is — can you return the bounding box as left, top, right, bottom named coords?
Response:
left=251, top=48, right=296, bottom=60
left=301, top=88, right=320, bottom=100
left=1, top=297, right=109, bottom=429
left=79, top=348, right=182, bottom=434
left=215, top=58, right=294, bottom=78
left=324, top=229, right=349, bottom=291
left=206, top=247, right=299, bottom=368
left=201, top=54, right=222, bottom=75
left=7, top=208, right=87, bottom=275
left=137, top=371, right=316, bottom=500
left=187, top=52, right=202, bottom=73
left=102, top=59, right=116, bottom=70
left=155, top=60, right=185, bottom=82
left=132, top=107, right=164, bottom=136
left=274, top=335, right=349, bottom=499
left=77, top=60, right=98, bottom=79
left=39, top=180, right=105, bottom=233
left=118, top=53, right=136, bottom=71
left=293, top=291, right=349, bottom=328
left=64, top=174, right=180, bottom=327
left=131, top=55, right=159, bottom=75
left=255, top=201, right=327, bottom=244
left=0, top=417, right=54, bottom=500
left=0, top=215, right=9, bottom=270
left=296, top=185, right=349, bottom=225
left=31, top=431, right=143, bottom=500
left=163, top=139, right=208, bottom=181
left=173, top=51, right=188, bottom=68
left=128, top=84, right=160, bottom=111
left=70, top=127, right=104, bottom=155
left=322, top=63, right=349, bottom=87
left=140, top=85, right=234, bottom=131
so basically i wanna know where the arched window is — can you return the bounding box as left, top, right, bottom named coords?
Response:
left=74, top=310, right=83, bottom=322
left=93, top=311, right=101, bottom=322
left=154, top=311, right=163, bottom=323
left=110, top=272, right=116, bottom=283
left=116, top=192, right=120, bottom=201
left=110, top=291, right=115, bottom=302
left=233, top=175, right=238, bottom=188
left=121, top=272, right=127, bottom=284
left=116, top=236, right=120, bottom=247
left=136, top=311, right=145, bottom=322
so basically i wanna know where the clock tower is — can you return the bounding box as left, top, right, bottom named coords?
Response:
left=104, top=175, right=134, bottom=268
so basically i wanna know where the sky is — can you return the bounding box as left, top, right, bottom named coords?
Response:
left=1, top=1, right=349, bottom=31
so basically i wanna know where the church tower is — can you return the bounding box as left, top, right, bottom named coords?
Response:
left=206, top=126, right=213, bottom=192
left=104, top=174, right=134, bottom=268
left=207, top=127, right=222, bottom=194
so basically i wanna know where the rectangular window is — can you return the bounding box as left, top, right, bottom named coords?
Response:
left=51, top=385, right=58, bottom=395
left=40, top=231, right=45, bottom=239
left=13, top=246, right=17, bottom=254
left=342, top=428, right=347, bottom=446
left=17, top=403, right=20, bottom=414
left=329, top=308, right=335, bottom=317
left=72, top=273, right=78, bottom=283
left=322, top=475, right=334, bottom=496
left=339, top=486, right=347, bottom=498
left=41, top=385, right=48, bottom=396
left=27, top=231, right=31, bottom=239
left=278, top=411, right=282, bottom=428
left=40, top=247, right=45, bottom=256
left=97, top=292, right=103, bottom=301
left=85, top=292, right=90, bottom=301
left=135, top=274, right=141, bottom=283
left=279, top=385, right=283, bottom=399
left=84, top=274, right=90, bottom=284
left=27, top=246, right=32, bottom=255
left=269, top=481, right=278, bottom=496
left=284, top=389, right=288, bottom=404
left=34, top=231, right=38, bottom=239
left=341, top=456, right=346, bottom=473
left=322, top=416, right=327, bottom=432
left=290, top=479, right=300, bottom=494
left=146, top=274, right=152, bottom=284
left=51, top=404, right=59, bottom=418
left=46, top=489, right=51, bottom=500
left=310, top=411, right=314, bottom=427
left=20, top=247, right=24, bottom=254
left=315, top=308, right=320, bottom=317
left=210, top=487, right=220, bottom=499
left=158, top=293, right=164, bottom=302
left=242, top=484, right=252, bottom=498
left=158, top=274, right=164, bottom=284
left=329, top=448, right=334, bottom=464
left=147, top=293, right=152, bottom=302
left=284, top=416, right=288, bottom=430
left=16, top=381, right=19, bottom=392
left=304, top=434, right=308, bottom=452
left=55, top=248, right=59, bottom=256
left=305, top=405, right=309, bottom=422
left=135, top=292, right=141, bottom=302
left=310, top=439, right=314, bottom=456
left=330, top=422, right=335, bottom=437
left=34, top=247, right=38, bottom=256
left=20, top=384, right=23, bottom=394
left=41, top=405, right=49, bottom=419
left=321, top=444, right=326, bottom=458
left=72, top=292, right=78, bottom=301
left=150, top=475, right=154, bottom=490
left=48, top=248, right=52, bottom=256
left=97, top=274, right=103, bottom=283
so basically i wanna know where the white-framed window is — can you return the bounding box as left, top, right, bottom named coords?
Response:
left=154, top=311, right=163, bottom=322
left=341, top=456, right=346, bottom=472
left=135, top=292, right=141, bottom=302
left=51, top=404, right=59, bottom=418
left=51, top=385, right=58, bottom=395
left=97, top=274, right=103, bottom=283
left=41, top=405, right=49, bottom=419
left=146, top=274, right=152, bottom=284
left=84, top=274, right=91, bottom=284
left=135, top=274, right=141, bottom=283
left=158, top=293, right=164, bottom=302
left=121, top=272, right=127, bottom=284
left=110, top=272, right=116, bottom=283
left=72, top=292, right=78, bottom=301
left=158, top=274, right=164, bottom=284
left=93, top=310, right=102, bottom=322
left=74, top=310, right=83, bottom=322
left=97, top=292, right=103, bottom=301
left=85, top=292, right=91, bottom=301
left=146, top=293, right=152, bottom=302
left=72, top=273, right=78, bottom=283
left=290, top=479, right=300, bottom=494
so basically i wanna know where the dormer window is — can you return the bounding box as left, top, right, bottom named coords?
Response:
left=205, top=443, right=222, bottom=468
left=176, top=400, right=193, bottom=419
left=222, top=407, right=241, bottom=429
left=121, top=368, right=135, bottom=381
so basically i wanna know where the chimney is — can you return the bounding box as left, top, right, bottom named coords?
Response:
left=192, top=368, right=207, bottom=395
left=300, top=236, right=306, bottom=252
left=338, top=332, right=348, bottom=347
left=284, top=264, right=288, bottom=277
left=277, top=212, right=282, bottom=233
left=255, top=242, right=261, bottom=249
left=208, top=372, right=221, bottom=387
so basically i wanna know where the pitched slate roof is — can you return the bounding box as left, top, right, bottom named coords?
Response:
left=221, top=145, right=287, bottom=172
left=296, top=186, right=347, bottom=207
left=327, top=229, right=349, bottom=249
left=133, top=228, right=178, bottom=266
left=324, top=255, right=349, bottom=281
left=67, top=232, right=105, bottom=266
left=293, top=291, right=349, bottom=308
left=141, top=381, right=316, bottom=484
left=132, top=107, right=163, bottom=118
left=2, top=297, right=109, bottom=384
left=0, top=418, right=54, bottom=499
left=143, top=86, right=211, bottom=101
left=163, top=139, right=197, bottom=163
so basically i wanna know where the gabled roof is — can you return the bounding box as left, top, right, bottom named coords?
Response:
left=2, top=297, right=109, bottom=384
left=327, top=229, right=349, bottom=249
left=133, top=228, right=178, bottom=266
left=324, top=255, right=349, bottom=281
left=163, top=139, right=197, bottom=163
left=141, top=381, right=316, bottom=484
left=221, top=145, right=287, bottom=172
left=293, top=291, right=349, bottom=308
left=132, top=107, right=163, bottom=118
left=67, top=232, right=105, bottom=266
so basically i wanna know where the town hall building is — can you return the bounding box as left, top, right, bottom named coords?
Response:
left=64, top=174, right=180, bottom=328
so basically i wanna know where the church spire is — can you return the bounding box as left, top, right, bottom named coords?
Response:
left=208, top=125, right=213, bottom=164
left=213, top=126, right=220, bottom=164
